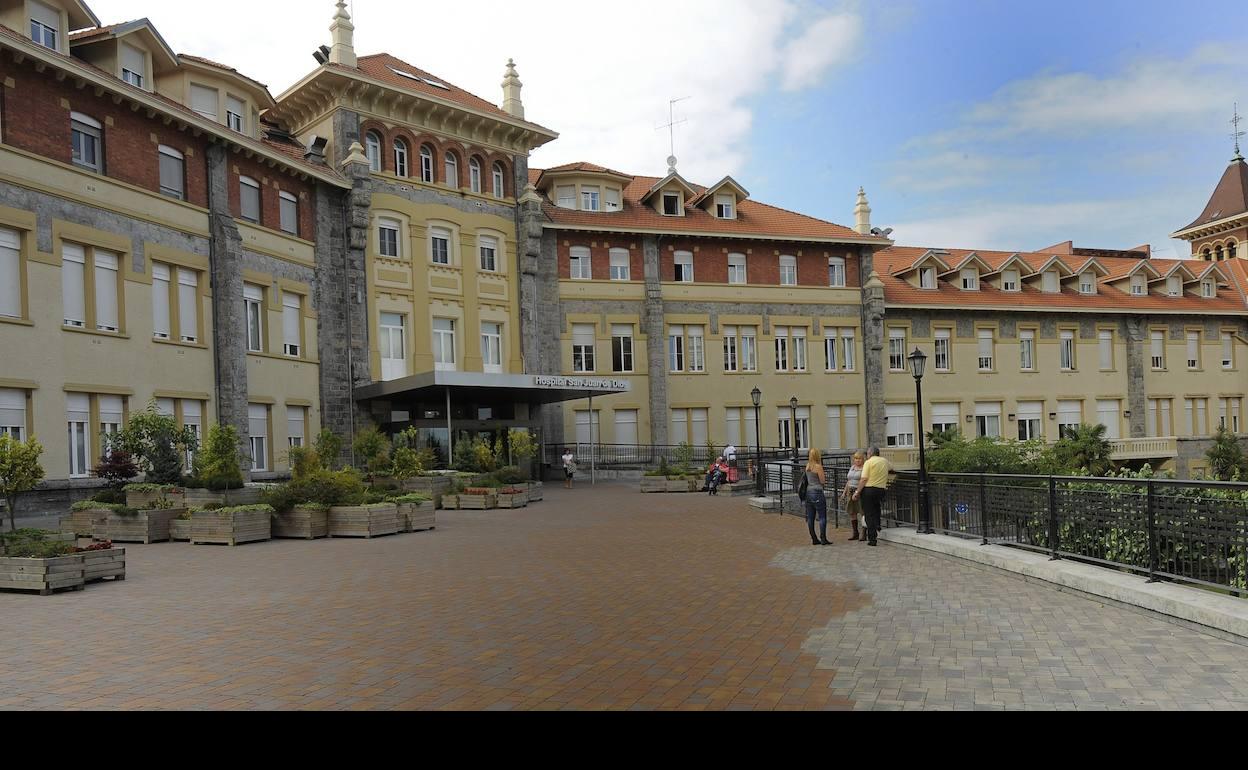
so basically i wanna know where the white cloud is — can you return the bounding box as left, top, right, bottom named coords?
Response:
left=89, top=0, right=862, bottom=183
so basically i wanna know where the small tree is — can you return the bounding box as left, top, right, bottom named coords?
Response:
left=926, top=427, right=961, bottom=448
left=352, top=426, right=391, bottom=482
left=0, top=435, right=44, bottom=533
left=196, top=424, right=245, bottom=490
left=286, top=445, right=321, bottom=482
left=93, top=447, right=138, bottom=489
left=508, top=429, right=538, bottom=479
left=1206, top=425, right=1247, bottom=481
left=391, top=428, right=424, bottom=482
left=146, top=424, right=185, bottom=485
left=115, top=400, right=197, bottom=478
left=313, top=428, right=343, bottom=471
left=1047, top=423, right=1114, bottom=477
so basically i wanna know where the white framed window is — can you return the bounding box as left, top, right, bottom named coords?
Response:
left=239, top=176, right=260, bottom=223
left=827, top=405, right=859, bottom=451
left=282, top=292, right=302, bottom=357
left=67, top=393, right=89, bottom=478
left=1186, top=330, right=1201, bottom=370
left=1167, top=276, right=1182, bottom=297
left=960, top=268, right=979, bottom=291
left=433, top=318, right=457, bottom=371
left=776, top=407, right=810, bottom=452
left=556, top=186, right=576, bottom=209
left=1017, top=402, right=1043, bottom=441
left=742, top=327, right=759, bottom=372
left=29, top=0, right=59, bottom=50
left=98, top=395, right=124, bottom=460
left=481, top=322, right=503, bottom=373
left=1219, top=398, right=1243, bottom=433
left=226, top=95, right=245, bottom=133
left=727, top=253, right=747, bottom=285
left=576, top=410, right=602, bottom=446
left=715, top=194, right=735, bottom=219
left=1080, top=272, right=1097, bottom=295
left=569, top=246, right=591, bottom=279
left=977, top=329, right=994, bottom=371
left=612, top=324, right=634, bottom=373
left=152, top=263, right=171, bottom=340
left=393, top=140, right=409, bottom=177
left=1020, top=329, right=1035, bottom=371
left=93, top=250, right=119, bottom=333
left=774, top=327, right=789, bottom=372
left=444, top=152, right=459, bottom=188
left=62, top=243, right=86, bottom=328
left=931, top=402, right=960, bottom=435
left=158, top=145, right=185, bottom=199
left=1097, top=399, right=1121, bottom=440
left=669, top=325, right=686, bottom=373
left=0, top=228, right=20, bottom=319
left=1151, top=330, right=1166, bottom=369
left=190, top=83, right=218, bottom=120
left=1060, top=330, right=1076, bottom=371
left=1057, top=400, right=1082, bottom=438
left=244, top=283, right=264, bottom=353
left=1131, top=274, right=1147, bottom=296
left=823, top=330, right=837, bottom=372
left=0, top=389, right=27, bottom=441
left=279, top=192, right=299, bottom=236
left=1185, top=398, right=1209, bottom=437
left=724, top=326, right=741, bottom=372
left=479, top=235, right=499, bottom=272
left=492, top=162, right=506, bottom=198
left=71, top=113, right=102, bottom=173
left=828, top=257, right=846, bottom=288
left=886, top=404, right=916, bottom=448
left=724, top=326, right=757, bottom=373
left=581, top=186, right=600, bottom=212
left=378, top=217, right=401, bottom=258
left=1148, top=398, right=1173, bottom=438
left=688, top=326, right=705, bottom=372
left=920, top=266, right=937, bottom=290
left=888, top=328, right=906, bottom=371
left=1222, top=332, right=1234, bottom=370
left=1042, top=271, right=1060, bottom=293
left=1001, top=269, right=1019, bottom=292
left=1098, top=330, right=1114, bottom=370
left=365, top=132, right=382, bottom=172
left=379, top=312, right=407, bottom=381
left=779, top=255, right=797, bottom=286
left=674, top=251, right=694, bottom=283
left=419, top=145, right=434, bottom=183
left=840, top=328, right=856, bottom=371
left=790, top=328, right=807, bottom=372
left=176, top=268, right=198, bottom=343
left=934, top=329, right=951, bottom=371
left=572, top=324, right=596, bottom=373
left=975, top=402, right=1002, bottom=439
left=248, top=403, right=269, bottom=472
left=662, top=192, right=681, bottom=216
left=469, top=158, right=483, bottom=193
left=287, top=406, right=306, bottom=449
left=609, top=248, right=630, bottom=281
left=1202, top=279, right=1216, bottom=298
left=430, top=227, right=452, bottom=265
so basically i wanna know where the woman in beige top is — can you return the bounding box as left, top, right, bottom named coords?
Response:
left=842, top=451, right=866, bottom=542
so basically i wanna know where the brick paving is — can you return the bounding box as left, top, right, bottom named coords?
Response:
left=2, top=483, right=1247, bottom=710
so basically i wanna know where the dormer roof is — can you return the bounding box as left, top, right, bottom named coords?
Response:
left=59, top=0, right=100, bottom=30
left=688, top=175, right=750, bottom=207
left=1149, top=262, right=1198, bottom=284
left=1068, top=257, right=1111, bottom=278
left=1027, top=255, right=1075, bottom=278
left=893, top=249, right=950, bottom=276
left=69, top=18, right=177, bottom=71
left=639, top=171, right=698, bottom=205
left=982, top=253, right=1033, bottom=278
left=937, top=251, right=993, bottom=277
left=180, top=54, right=276, bottom=108
left=537, top=162, right=633, bottom=188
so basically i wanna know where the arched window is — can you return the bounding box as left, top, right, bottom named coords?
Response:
left=393, top=139, right=409, bottom=177
left=469, top=157, right=482, bottom=193
left=1203, top=249, right=1212, bottom=262
left=492, top=162, right=506, bottom=198
left=444, top=152, right=459, bottom=188
left=1216, top=246, right=1224, bottom=262
left=364, top=131, right=382, bottom=173
left=1230, top=241, right=1239, bottom=260
left=419, top=145, right=434, bottom=183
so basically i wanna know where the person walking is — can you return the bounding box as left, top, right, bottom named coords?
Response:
left=801, top=448, right=831, bottom=546
left=561, top=448, right=577, bottom=489
left=852, top=447, right=890, bottom=547
left=841, top=451, right=866, bottom=542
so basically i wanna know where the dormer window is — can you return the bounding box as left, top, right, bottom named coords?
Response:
left=581, top=186, right=601, bottom=212
left=715, top=194, right=735, bottom=220
left=1130, top=275, right=1146, bottom=296
left=662, top=193, right=681, bottom=216
left=961, top=269, right=979, bottom=291
left=1042, top=271, right=1060, bottom=293
left=121, top=44, right=146, bottom=89
left=190, top=83, right=219, bottom=121
left=556, top=185, right=575, bottom=210
left=919, top=267, right=936, bottom=289
left=29, top=0, right=59, bottom=51
left=226, top=96, right=246, bottom=133
left=605, top=187, right=621, bottom=211
left=1001, top=269, right=1019, bottom=292
left=1202, top=280, right=1216, bottom=298
left=1167, top=276, right=1182, bottom=297
left=1079, top=272, right=1096, bottom=295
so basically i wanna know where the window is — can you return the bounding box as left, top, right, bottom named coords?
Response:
left=669, top=325, right=686, bottom=372
left=98, top=395, right=123, bottom=459
left=960, top=269, right=979, bottom=291
left=1148, top=398, right=1172, bottom=438
left=158, top=145, right=185, bottom=200
left=279, top=192, right=299, bottom=236
left=1219, top=398, right=1242, bottom=433
left=581, top=186, right=600, bottom=212
left=975, top=402, right=1002, bottom=439
left=1186, top=331, right=1201, bottom=369
left=393, top=140, right=409, bottom=177
left=576, top=410, right=602, bottom=446
left=378, top=218, right=401, bottom=258
left=774, top=327, right=789, bottom=372
left=609, top=249, right=630, bottom=281
left=287, top=406, right=306, bottom=449
left=1017, top=402, right=1043, bottom=441
left=920, top=267, right=937, bottom=290
left=662, top=193, right=681, bottom=216
left=742, top=327, right=759, bottom=372
left=931, top=403, right=960, bottom=435
left=673, top=251, right=694, bottom=283
left=569, top=246, right=591, bottom=279
left=479, top=235, right=499, bottom=272
left=0, top=228, right=21, bottom=319
left=886, top=404, right=916, bottom=448
left=239, top=176, right=260, bottom=223
left=1002, top=269, right=1019, bottom=292
left=779, top=255, right=797, bottom=286
left=86, top=250, right=119, bottom=333
left=1020, top=329, right=1035, bottom=371
left=365, top=131, right=382, bottom=172
left=444, top=152, right=459, bottom=188
left=556, top=186, right=576, bottom=209
left=1098, top=330, right=1114, bottom=370
left=827, top=405, right=860, bottom=451
left=481, top=322, right=503, bottom=373
left=670, top=408, right=709, bottom=446
left=790, top=328, right=807, bottom=372
left=977, top=329, right=994, bottom=371
left=1041, top=271, right=1060, bottom=294
left=823, top=330, right=838, bottom=372
left=1167, top=276, right=1182, bottom=297
left=492, top=162, right=506, bottom=198
left=779, top=406, right=811, bottom=452
left=62, top=243, right=86, bottom=328
left=611, top=324, right=634, bottom=373
left=728, top=254, right=747, bottom=285
left=1097, top=400, right=1121, bottom=440
left=226, top=96, right=245, bottom=133
left=152, top=263, right=171, bottom=339
left=244, top=283, right=264, bottom=352
left=433, top=318, right=457, bottom=371
left=29, top=0, right=58, bottom=50
left=688, top=326, right=706, bottom=372
left=571, top=324, right=596, bottom=373
left=934, top=329, right=951, bottom=372
left=827, top=257, right=846, bottom=288
left=1060, top=330, right=1075, bottom=371
left=71, top=113, right=102, bottom=173
left=67, top=393, right=89, bottom=478
left=379, top=312, right=406, bottom=381
left=1222, top=332, right=1234, bottom=370
left=840, top=328, right=856, bottom=371
left=282, top=292, right=302, bottom=357
left=1203, top=279, right=1216, bottom=298
left=1185, top=398, right=1208, bottom=437
left=1057, top=401, right=1082, bottom=439
left=430, top=227, right=451, bottom=265
left=249, top=404, right=269, bottom=472
left=614, top=410, right=638, bottom=445
left=1131, top=274, right=1146, bottom=296
left=176, top=268, right=198, bottom=343
left=604, top=187, right=621, bottom=211
left=715, top=194, right=735, bottom=219
left=725, top=408, right=758, bottom=451
left=469, top=158, right=482, bottom=193
left=0, top=389, right=27, bottom=441
left=190, top=84, right=218, bottom=120
left=888, top=329, right=906, bottom=371
left=1151, top=330, right=1166, bottom=370
left=1079, top=272, right=1096, bottom=295
left=419, top=145, right=434, bottom=183
left=724, top=326, right=756, bottom=372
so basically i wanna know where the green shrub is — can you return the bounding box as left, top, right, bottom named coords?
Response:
left=363, top=489, right=392, bottom=505
left=272, top=468, right=366, bottom=509
left=70, top=501, right=131, bottom=514
left=0, top=434, right=44, bottom=533
left=112, top=401, right=197, bottom=481
left=92, top=488, right=127, bottom=504
left=493, top=466, right=526, bottom=485
left=1206, top=426, right=1247, bottom=481
left=212, top=505, right=275, bottom=515
left=287, top=445, right=321, bottom=482
left=353, top=426, right=391, bottom=480
left=387, top=493, right=431, bottom=504
left=191, top=424, right=245, bottom=491
left=313, top=429, right=343, bottom=470
left=673, top=442, right=694, bottom=469
left=927, top=436, right=1045, bottom=475
left=3, top=539, right=74, bottom=558
left=123, top=483, right=181, bottom=493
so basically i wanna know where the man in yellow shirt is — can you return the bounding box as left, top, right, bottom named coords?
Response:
left=852, top=447, right=890, bottom=547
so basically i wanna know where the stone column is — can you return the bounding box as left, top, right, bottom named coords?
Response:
left=860, top=246, right=887, bottom=449
left=642, top=235, right=669, bottom=445
left=1125, top=317, right=1147, bottom=438
left=206, top=143, right=249, bottom=462
left=536, top=230, right=564, bottom=452
left=513, top=154, right=543, bottom=374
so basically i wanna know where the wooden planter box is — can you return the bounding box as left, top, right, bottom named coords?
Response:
left=458, top=493, right=497, bottom=510
left=0, top=554, right=85, bottom=595
left=666, top=478, right=699, bottom=493
left=526, top=482, right=544, bottom=503
left=328, top=504, right=400, bottom=539
left=401, top=476, right=453, bottom=505
left=169, top=518, right=192, bottom=541
left=191, top=510, right=272, bottom=547
left=125, top=488, right=185, bottom=510
left=272, top=507, right=329, bottom=540
left=440, top=495, right=460, bottom=510
left=183, top=487, right=263, bottom=507
left=0, top=532, right=76, bottom=556
left=496, top=492, right=528, bottom=509
left=641, top=476, right=668, bottom=493
left=61, top=508, right=112, bottom=537
left=106, top=508, right=183, bottom=544
left=407, top=501, right=436, bottom=532
left=82, top=548, right=126, bottom=583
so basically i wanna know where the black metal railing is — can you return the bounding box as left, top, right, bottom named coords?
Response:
left=544, top=443, right=791, bottom=471
left=761, top=455, right=856, bottom=525
left=885, top=472, right=1248, bottom=597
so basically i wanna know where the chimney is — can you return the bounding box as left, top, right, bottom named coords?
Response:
left=305, top=135, right=328, bottom=166
left=854, top=187, right=872, bottom=235
left=501, top=58, right=524, bottom=119
left=329, top=1, right=356, bottom=68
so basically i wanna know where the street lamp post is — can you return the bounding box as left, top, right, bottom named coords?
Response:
left=909, top=348, right=934, bottom=534
left=789, top=397, right=799, bottom=463
left=751, top=387, right=763, bottom=494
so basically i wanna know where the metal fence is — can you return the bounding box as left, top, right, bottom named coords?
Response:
left=761, top=455, right=857, bottom=525
left=543, top=443, right=792, bottom=469
left=885, top=472, right=1248, bottom=597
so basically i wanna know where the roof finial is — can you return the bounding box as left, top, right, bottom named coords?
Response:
left=501, top=58, right=524, bottom=119
left=854, top=187, right=872, bottom=235
left=329, top=1, right=356, bottom=68
left=1232, top=103, right=1245, bottom=162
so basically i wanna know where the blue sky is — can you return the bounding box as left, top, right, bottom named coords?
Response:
left=91, top=0, right=1248, bottom=258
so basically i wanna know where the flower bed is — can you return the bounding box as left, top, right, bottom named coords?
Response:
left=328, top=503, right=400, bottom=539
left=191, top=505, right=272, bottom=547
left=272, top=505, right=330, bottom=540
left=105, top=507, right=183, bottom=544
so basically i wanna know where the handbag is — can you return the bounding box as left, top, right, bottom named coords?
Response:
left=797, top=473, right=809, bottom=503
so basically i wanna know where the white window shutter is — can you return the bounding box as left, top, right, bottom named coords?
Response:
left=282, top=292, right=301, bottom=352
left=94, top=250, right=119, bottom=331
left=66, top=392, right=90, bottom=423
left=572, top=324, right=595, bottom=347
left=190, top=84, right=218, bottom=119
left=29, top=1, right=59, bottom=31
left=286, top=406, right=305, bottom=443
left=177, top=269, right=198, bottom=341
left=248, top=403, right=268, bottom=437
left=98, top=395, right=124, bottom=425
left=152, top=264, right=171, bottom=338
left=121, top=44, right=145, bottom=77
left=0, top=228, right=19, bottom=317
left=0, top=389, right=26, bottom=431
left=62, top=244, right=86, bottom=326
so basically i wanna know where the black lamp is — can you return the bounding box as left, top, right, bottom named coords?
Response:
left=789, top=397, right=799, bottom=461
left=751, top=387, right=763, bottom=492
left=908, top=348, right=934, bottom=534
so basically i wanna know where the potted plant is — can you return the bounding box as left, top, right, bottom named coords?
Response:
left=63, top=500, right=126, bottom=538
left=123, top=483, right=186, bottom=512
left=191, top=504, right=273, bottom=547
left=105, top=495, right=182, bottom=544
left=184, top=425, right=258, bottom=506
left=264, top=456, right=356, bottom=539
left=113, top=401, right=197, bottom=502
left=0, top=535, right=84, bottom=595
left=495, top=486, right=529, bottom=509
left=328, top=502, right=400, bottom=538
left=389, top=494, right=435, bottom=532
left=0, top=434, right=44, bottom=534
left=169, top=509, right=193, bottom=541
left=78, top=539, right=126, bottom=584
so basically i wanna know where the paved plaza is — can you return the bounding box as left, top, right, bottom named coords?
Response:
left=2, top=483, right=1247, bottom=710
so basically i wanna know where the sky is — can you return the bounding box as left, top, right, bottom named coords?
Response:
left=89, top=0, right=1248, bottom=258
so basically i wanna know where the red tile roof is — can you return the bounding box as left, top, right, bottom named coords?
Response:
left=541, top=161, right=632, bottom=178
left=180, top=53, right=273, bottom=95
left=1180, top=158, right=1248, bottom=232
left=878, top=246, right=1248, bottom=313
left=69, top=22, right=129, bottom=41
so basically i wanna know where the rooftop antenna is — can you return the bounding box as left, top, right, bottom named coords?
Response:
left=656, top=96, right=690, bottom=172
left=1233, top=103, right=1245, bottom=161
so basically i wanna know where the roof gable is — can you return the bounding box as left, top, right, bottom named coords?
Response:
left=70, top=18, right=178, bottom=70
left=689, top=175, right=750, bottom=207
left=639, top=172, right=698, bottom=205
left=938, top=252, right=993, bottom=276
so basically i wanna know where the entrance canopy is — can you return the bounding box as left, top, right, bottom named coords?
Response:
left=355, top=371, right=630, bottom=405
